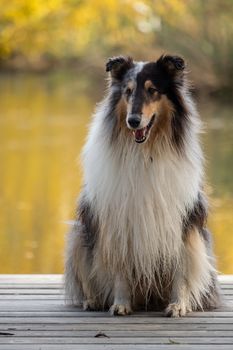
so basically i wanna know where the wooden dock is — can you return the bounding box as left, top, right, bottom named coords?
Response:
left=0, top=275, right=232, bottom=350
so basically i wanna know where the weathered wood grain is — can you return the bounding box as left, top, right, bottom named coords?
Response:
left=0, top=275, right=232, bottom=350
left=1, top=345, right=233, bottom=350
left=1, top=323, right=233, bottom=331
left=1, top=336, right=233, bottom=344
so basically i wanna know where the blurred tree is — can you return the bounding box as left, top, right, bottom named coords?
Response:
left=0, top=0, right=232, bottom=94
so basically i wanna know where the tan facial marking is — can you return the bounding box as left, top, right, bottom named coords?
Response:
left=127, top=81, right=135, bottom=90
left=142, top=80, right=160, bottom=120
left=116, top=97, right=127, bottom=122
left=142, top=101, right=158, bottom=120
left=111, top=97, right=129, bottom=139
left=157, top=95, right=174, bottom=117
left=125, top=80, right=135, bottom=96
left=142, top=94, right=173, bottom=120
left=144, top=80, right=156, bottom=90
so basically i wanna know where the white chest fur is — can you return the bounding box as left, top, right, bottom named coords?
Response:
left=82, top=108, right=203, bottom=285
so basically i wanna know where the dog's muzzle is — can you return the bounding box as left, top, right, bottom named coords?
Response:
left=127, top=114, right=156, bottom=144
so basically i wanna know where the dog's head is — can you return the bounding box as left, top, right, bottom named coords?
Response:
left=106, top=55, right=186, bottom=144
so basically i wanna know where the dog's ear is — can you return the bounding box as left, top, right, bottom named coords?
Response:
left=156, top=55, right=186, bottom=76
left=106, top=56, right=133, bottom=81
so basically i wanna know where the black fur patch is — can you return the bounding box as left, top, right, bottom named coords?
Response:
left=156, top=55, right=185, bottom=79
left=169, top=92, right=189, bottom=151
left=78, top=193, right=99, bottom=251
left=106, top=56, right=134, bottom=81
left=136, top=57, right=189, bottom=151
left=136, top=55, right=186, bottom=95
left=183, top=192, right=208, bottom=236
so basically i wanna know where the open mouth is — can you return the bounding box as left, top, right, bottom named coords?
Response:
left=133, top=114, right=156, bottom=144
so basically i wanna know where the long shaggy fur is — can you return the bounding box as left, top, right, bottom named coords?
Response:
left=65, top=54, right=220, bottom=316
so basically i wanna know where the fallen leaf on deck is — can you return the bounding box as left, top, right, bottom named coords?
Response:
left=0, top=332, right=14, bottom=336
left=94, top=332, right=110, bottom=338
left=168, top=338, right=181, bottom=344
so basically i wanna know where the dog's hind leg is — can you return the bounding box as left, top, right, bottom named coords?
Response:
left=64, top=224, right=84, bottom=306
left=165, top=227, right=219, bottom=317
left=110, top=274, right=132, bottom=315
left=65, top=222, right=100, bottom=310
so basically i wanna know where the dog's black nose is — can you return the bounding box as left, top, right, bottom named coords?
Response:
left=128, top=115, right=141, bottom=129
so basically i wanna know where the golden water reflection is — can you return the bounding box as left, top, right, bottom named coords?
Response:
left=0, top=73, right=232, bottom=274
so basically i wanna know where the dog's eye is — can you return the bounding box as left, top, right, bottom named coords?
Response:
left=125, top=88, right=133, bottom=97
left=147, top=87, right=157, bottom=95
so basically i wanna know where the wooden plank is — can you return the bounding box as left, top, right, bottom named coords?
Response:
left=1, top=336, right=233, bottom=344
left=0, top=284, right=231, bottom=291
left=0, top=275, right=232, bottom=350
left=3, top=304, right=233, bottom=312
left=2, top=299, right=233, bottom=306
left=0, top=283, right=231, bottom=289
left=0, top=275, right=63, bottom=282
left=0, top=289, right=62, bottom=295
left=1, top=344, right=233, bottom=350
left=0, top=305, right=229, bottom=312
left=1, top=323, right=233, bottom=331
left=0, top=295, right=232, bottom=301
left=0, top=317, right=233, bottom=324
left=0, top=295, right=65, bottom=300
left=0, top=285, right=61, bottom=290
left=0, top=300, right=65, bottom=306
left=218, top=275, right=233, bottom=283
left=1, top=330, right=233, bottom=337
left=1, top=289, right=233, bottom=295
left=0, top=274, right=231, bottom=283
left=1, top=311, right=233, bottom=317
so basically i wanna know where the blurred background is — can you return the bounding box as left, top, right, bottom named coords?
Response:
left=0, top=0, right=232, bottom=274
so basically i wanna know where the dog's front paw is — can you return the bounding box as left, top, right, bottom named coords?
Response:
left=110, top=304, right=132, bottom=316
left=165, top=302, right=191, bottom=317
left=83, top=299, right=100, bottom=311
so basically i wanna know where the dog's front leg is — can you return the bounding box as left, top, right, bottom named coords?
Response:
left=110, top=275, right=132, bottom=315
left=165, top=268, right=191, bottom=317
left=165, top=227, right=215, bottom=317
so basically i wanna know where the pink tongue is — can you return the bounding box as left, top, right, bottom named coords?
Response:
left=135, top=129, right=144, bottom=140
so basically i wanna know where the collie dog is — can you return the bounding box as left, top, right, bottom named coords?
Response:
left=65, top=55, right=220, bottom=317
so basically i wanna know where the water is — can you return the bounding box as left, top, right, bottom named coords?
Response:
left=0, top=73, right=232, bottom=274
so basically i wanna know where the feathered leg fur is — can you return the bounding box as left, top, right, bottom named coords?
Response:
left=110, top=275, right=132, bottom=315
left=65, top=223, right=101, bottom=310
left=165, top=227, right=219, bottom=317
